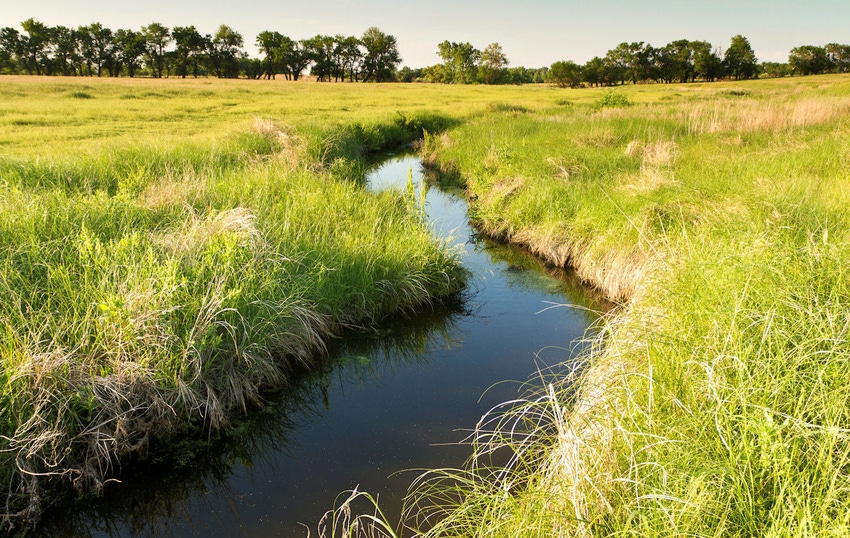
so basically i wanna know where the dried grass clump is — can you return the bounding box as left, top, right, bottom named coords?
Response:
left=252, top=117, right=304, bottom=167
left=153, top=207, right=263, bottom=258
left=686, top=97, right=850, bottom=135
left=620, top=140, right=680, bottom=193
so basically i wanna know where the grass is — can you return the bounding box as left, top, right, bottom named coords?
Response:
left=4, top=74, right=850, bottom=536
left=0, top=77, right=482, bottom=529
left=388, top=74, right=850, bottom=537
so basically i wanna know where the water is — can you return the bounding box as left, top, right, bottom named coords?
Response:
left=39, top=154, right=608, bottom=537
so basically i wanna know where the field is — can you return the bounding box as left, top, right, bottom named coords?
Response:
left=2, top=74, right=850, bottom=535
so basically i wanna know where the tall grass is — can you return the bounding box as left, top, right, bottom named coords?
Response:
left=360, top=75, right=850, bottom=536
left=0, top=100, right=467, bottom=529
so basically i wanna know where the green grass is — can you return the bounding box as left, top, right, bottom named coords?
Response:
left=5, top=74, right=850, bottom=535
left=394, top=74, right=850, bottom=537
left=0, top=77, right=478, bottom=528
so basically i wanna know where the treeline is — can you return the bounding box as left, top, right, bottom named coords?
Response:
left=0, top=18, right=401, bottom=81
left=546, top=36, right=850, bottom=88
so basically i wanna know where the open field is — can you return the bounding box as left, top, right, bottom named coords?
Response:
left=2, top=74, right=850, bottom=535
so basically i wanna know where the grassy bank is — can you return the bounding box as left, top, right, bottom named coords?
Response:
left=397, top=75, right=850, bottom=535
left=0, top=78, right=476, bottom=529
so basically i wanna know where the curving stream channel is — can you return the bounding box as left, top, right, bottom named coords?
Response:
left=39, top=153, right=609, bottom=537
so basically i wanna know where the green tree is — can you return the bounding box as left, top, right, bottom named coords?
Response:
left=335, top=35, right=362, bottom=82
left=304, top=34, right=336, bottom=81
left=143, top=22, right=171, bottom=77
left=115, top=29, right=146, bottom=77
left=207, top=25, right=243, bottom=78
left=437, top=40, right=479, bottom=84
left=0, top=27, right=23, bottom=73
left=724, top=34, right=757, bottom=79
left=79, top=23, right=113, bottom=77
left=789, top=45, right=830, bottom=76
left=761, top=61, right=791, bottom=78
left=52, top=26, right=80, bottom=76
left=20, top=18, right=51, bottom=75
left=548, top=60, right=582, bottom=88
left=255, top=30, right=289, bottom=79
left=691, top=40, right=723, bottom=81
left=583, top=56, right=606, bottom=86
left=479, top=42, right=508, bottom=84
left=172, top=25, right=205, bottom=78
left=279, top=41, right=310, bottom=80
left=361, top=27, right=401, bottom=82
left=825, top=43, right=850, bottom=73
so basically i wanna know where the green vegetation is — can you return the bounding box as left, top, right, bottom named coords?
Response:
left=4, top=73, right=850, bottom=536
left=381, top=74, right=850, bottom=536
left=0, top=77, right=476, bottom=528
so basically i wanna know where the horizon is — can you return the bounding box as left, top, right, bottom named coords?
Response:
left=2, top=1, right=849, bottom=69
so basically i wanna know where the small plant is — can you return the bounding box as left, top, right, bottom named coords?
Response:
left=597, top=89, right=631, bottom=109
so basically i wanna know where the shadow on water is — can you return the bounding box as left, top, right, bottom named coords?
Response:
left=35, top=152, right=610, bottom=537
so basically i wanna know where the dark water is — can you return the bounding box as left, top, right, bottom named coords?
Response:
left=39, top=154, right=607, bottom=537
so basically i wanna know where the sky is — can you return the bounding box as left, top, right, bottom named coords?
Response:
left=2, top=0, right=849, bottom=68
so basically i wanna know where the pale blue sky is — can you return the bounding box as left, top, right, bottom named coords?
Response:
left=2, top=0, right=848, bottom=67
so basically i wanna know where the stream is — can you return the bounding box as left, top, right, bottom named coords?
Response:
left=38, top=153, right=608, bottom=537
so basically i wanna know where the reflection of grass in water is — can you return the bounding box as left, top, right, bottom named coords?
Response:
left=35, top=298, right=467, bottom=536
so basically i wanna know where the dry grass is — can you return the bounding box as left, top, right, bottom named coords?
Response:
left=686, top=96, right=850, bottom=134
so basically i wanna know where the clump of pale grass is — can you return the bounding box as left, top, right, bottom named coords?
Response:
left=252, top=117, right=304, bottom=167
left=153, top=207, right=263, bottom=259
left=686, top=96, right=850, bottom=135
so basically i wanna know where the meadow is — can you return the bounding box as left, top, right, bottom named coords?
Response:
left=2, top=74, right=850, bottom=535
left=401, top=74, right=850, bottom=536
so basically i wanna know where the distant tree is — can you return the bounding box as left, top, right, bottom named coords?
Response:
left=825, top=43, right=850, bottom=73
left=548, top=60, right=582, bottom=88
left=662, top=39, right=694, bottom=83
left=604, top=42, right=631, bottom=85
left=279, top=40, right=311, bottom=80
left=724, top=34, right=757, bottom=79
left=582, top=56, right=606, bottom=86
left=789, top=45, right=830, bottom=76
left=52, top=25, right=80, bottom=76
left=255, top=30, right=289, bottom=79
left=304, top=34, right=336, bottom=81
left=114, top=29, right=146, bottom=77
left=0, top=27, right=23, bottom=73
left=171, top=26, right=205, bottom=78
left=20, top=18, right=51, bottom=75
left=361, top=27, right=401, bottom=82
left=335, top=35, right=362, bottom=82
left=691, top=40, right=723, bottom=81
left=78, top=23, right=113, bottom=76
left=437, top=40, right=479, bottom=84
left=207, top=25, right=243, bottom=78
left=143, top=22, right=171, bottom=77
left=479, top=42, right=508, bottom=84
left=761, top=61, right=791, bottom=78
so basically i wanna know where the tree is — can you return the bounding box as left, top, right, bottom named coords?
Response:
left=279, top=41, right=310, bottom=80
left=691, top=41, right=723, bottom=81
left=360, top=27, right=401, bottom=82
left=207, top=25, right=243, bottom=78
left=143, top=22, right=171, bottom=77
left=0, top=27, right=23, bottom=73
left=583, top=56, right=606, bottom=86
left=437, top=40, right=479, bottom=84
left=79, top=23, right=113, bottom=76
left=172, top=25, right=205, bottom=78
left=825, top=43, right=850, bottom=73
left=761, top=61, right=791, bottom=78
left=479, top=42, right=508, bottom=84
left=20, top=18, right=51, bottom=75
left=789, top=45, right=830, bottom=76
left=724, top=34, right=757, bottom=80
left=304, top=34, right=336, bottom=81
left=52, top=26, right=80, bottom=76
left=115, top=29, right=146, bottom=77
left=335, top=35, right=362, bottom=82
left=256, top=30, right=289, bottom=79
left=548, top=60, right=582, bottom=88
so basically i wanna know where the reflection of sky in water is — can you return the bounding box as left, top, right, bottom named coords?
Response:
left=44, top=154, right=607, bottom=538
